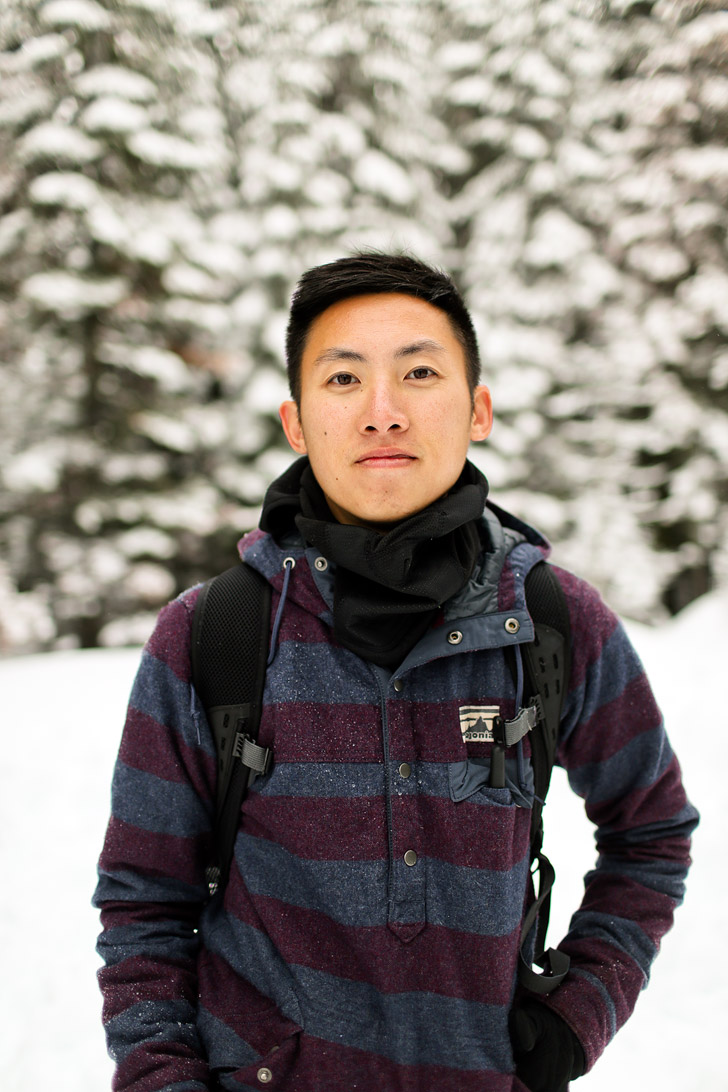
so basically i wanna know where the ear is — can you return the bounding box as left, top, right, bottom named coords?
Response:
left=279, top=399, right=308, bottom=454
left=470, top=384, right=493, bottom=442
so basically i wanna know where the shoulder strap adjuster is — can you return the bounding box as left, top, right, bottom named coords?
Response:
left=492, top=696, right=544, bottom=747
left=232, top=732, right=272, bottom=777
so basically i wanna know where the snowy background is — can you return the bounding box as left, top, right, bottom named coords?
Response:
left=1, top=1, right=726, bottom=1086
left=1, top=0, right=727, bottom=655
left=1, top=588, right=724, bottom=1092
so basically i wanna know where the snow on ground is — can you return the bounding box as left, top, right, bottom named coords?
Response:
left=0, top=589, right=724, bottom=1091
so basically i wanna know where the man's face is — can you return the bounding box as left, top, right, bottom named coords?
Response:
left=279, top=292, right=492, bottom=529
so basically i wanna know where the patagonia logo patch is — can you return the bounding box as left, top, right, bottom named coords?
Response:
left=459, top=705, right=499, bottom=743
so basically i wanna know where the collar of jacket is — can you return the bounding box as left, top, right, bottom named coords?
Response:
left=239, top=490, right=552, bottom=637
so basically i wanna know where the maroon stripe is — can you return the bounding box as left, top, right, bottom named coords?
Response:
left=581, top=872, right=678, bottom=942
left=552, top=566, right=619, bottom=690
left=226, top=893, right=519, bottom=1006
left=243, top=793, right=387, bottom=860
left=497, top=554, right=516, bottom=612
left=98, top=900, right=202, bottom=931
left=99, top=817, right=206, bottom=887
left=388, top=700, right=517, bottom=762
left=264, top=699, right=519, bottom=764
left=238, top=528, right=264, bottom=552
left=198, top=947, right=302, bottom=1053
left=143, top=594, right=197, bottom=681
left=260, top=703, right=384, bottom=761
left=119, top=707, right=216, bottom=794
left=394, top=794, right=532, bottom=870
left=244, top=790, right=531, bottom=869
left=113, top=1041, right=208, bottom=1092
left=274, top=596, right=334, bottom=644
left=564, top=675, right=661, bottom=766
left=542, top=966, right=615, bottom=1072
left=99, top=953, right=197, bottom=1022
left=555, top=934, right=645, bottom=1031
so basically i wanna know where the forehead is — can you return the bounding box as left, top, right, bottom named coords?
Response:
left=303, top=292, right=463, bottom=358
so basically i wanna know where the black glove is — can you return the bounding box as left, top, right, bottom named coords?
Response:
left=510, top=1001, right=586, bottom=1092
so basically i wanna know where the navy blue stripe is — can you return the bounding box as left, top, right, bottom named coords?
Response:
left=265, top=642, right=375, bottom=704
left=586, top=855, right=690, bottom=901
left=577, top=623, right=645, bottom=724
left=427, top=855, right=529, bottom=936
left=103, top=999, right=200, bottom=1064
left=387, top=645, right=516, bottom=702
left=112, top=762, right=211, bottom=836
left=197, top=1006, right=258, bottom=1070
left=236, top=833, right=528, bottom=936
left=94, top=869, right=205, bottom=906
left=291, top=964, right=512, bottom=1070
left=236, top=834, right=388, bottom=926
left=569, top=967, right=617, bottom=1038
left=257, top=762, right=386, bottom=798
left=94, top=922, right=199, bottom=968
left=597, top=802, right=699, bottom=845
left=565, top=909, right=657, bottom=974
left=256, top=760, right=490, bottom=801
left=203, top=916, right=304, bottom=1027
left=130, top=653, right=214, bottom=755
left=559, top=624, right=645, bottom=747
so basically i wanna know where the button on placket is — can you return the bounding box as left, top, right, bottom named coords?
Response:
left=382, top=673, right=425, bottom=938
left=257, top=1067, right=273, bottom=1084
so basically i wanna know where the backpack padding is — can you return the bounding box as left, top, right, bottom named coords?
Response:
left=517, top=561, right=572, bottom=993
left=523, top=561, right=571, bottom=841
left=191, top=562, right=271, bottom=891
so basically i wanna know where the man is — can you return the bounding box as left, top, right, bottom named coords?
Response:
left=94, top=252, right=698, bottom=1092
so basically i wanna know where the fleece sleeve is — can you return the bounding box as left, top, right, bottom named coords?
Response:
left=539, top=568, right=699, bottom=1072
left=93, top=588, right=216, bottom=1092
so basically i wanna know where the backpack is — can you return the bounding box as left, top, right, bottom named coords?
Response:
left=190, top=558, right=571, bottom=995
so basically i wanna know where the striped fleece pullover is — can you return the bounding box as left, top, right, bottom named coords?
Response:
left=94, top=502, right=698, bottom=1092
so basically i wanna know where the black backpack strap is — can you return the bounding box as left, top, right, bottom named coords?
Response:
left=518, top=560, right=572, bottom=994
left=190, top=562, right=272, bottom=897
left=523, top=560, right=571, bottom=841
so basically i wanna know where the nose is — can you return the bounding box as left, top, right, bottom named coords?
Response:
left=360, top=376, right=409, bottom=434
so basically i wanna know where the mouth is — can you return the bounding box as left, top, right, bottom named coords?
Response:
left=355, top=449, right=417, bottom=468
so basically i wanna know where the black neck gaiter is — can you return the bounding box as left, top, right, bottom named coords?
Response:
left=260, top=457, right=489, bottom=668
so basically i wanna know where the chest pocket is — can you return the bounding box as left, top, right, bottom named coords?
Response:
left=448, top=754, right=534, bottom=808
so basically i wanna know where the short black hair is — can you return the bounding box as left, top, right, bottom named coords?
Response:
left=285, top=251, right=481, bottom=405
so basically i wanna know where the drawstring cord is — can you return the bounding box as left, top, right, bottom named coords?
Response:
left=267, top=557, right=295, bottom=666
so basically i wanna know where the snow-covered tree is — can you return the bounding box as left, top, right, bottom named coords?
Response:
left=0, top=0, right=248, bottom=649
left=0, top=0, right=465, bottom=650
left=437, top=0, right=728, bottom=618
left=1, top=0, right=726, bottom=651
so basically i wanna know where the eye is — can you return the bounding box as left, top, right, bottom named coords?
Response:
left=327, top=372, right=359, bottom=387
left=407, top=366, right=437, bottom=380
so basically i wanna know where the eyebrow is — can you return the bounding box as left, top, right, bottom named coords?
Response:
left=312, top=339, right=447, bottom=366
